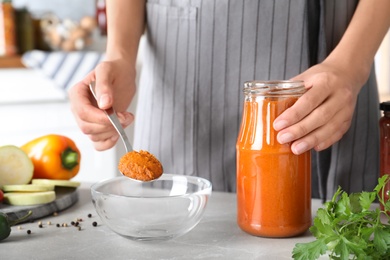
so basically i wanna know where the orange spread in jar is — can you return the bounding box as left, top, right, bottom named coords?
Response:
left=236, top=97, right=311, bottom=237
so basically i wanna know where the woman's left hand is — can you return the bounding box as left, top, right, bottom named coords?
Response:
left=273, top=61, right=364, bottom=155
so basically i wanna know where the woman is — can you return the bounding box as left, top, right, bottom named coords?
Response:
left=69, top=0, right=390, bottom=199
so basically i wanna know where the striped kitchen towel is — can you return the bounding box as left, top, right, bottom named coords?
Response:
left=22, top=50, right=105, bottom=91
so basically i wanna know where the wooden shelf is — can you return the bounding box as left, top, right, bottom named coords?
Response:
left=0, top=55, right=25, bottom=68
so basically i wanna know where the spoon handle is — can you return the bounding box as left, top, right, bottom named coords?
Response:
left=104, top=107, right=133, bottom=153
left=89, top=82, right=133, bottom=153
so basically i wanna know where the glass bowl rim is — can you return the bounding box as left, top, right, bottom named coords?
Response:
left=91, top=173, right=212, bottom=199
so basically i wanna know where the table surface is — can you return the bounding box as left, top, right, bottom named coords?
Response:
left=1, top=184, right=325, bottom=260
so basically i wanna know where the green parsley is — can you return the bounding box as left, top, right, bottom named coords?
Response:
left=292, top=175, right=390, bottom=260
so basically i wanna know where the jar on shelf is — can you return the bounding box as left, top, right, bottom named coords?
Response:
left=15, top=7, right=34, bottom=54
left=379, top=101, right=390, bottom=210
left=236, top=80, right=311, bottom=238
left=0, top=0, right=17, bottom=56
left=96, top=0, right=106, bottom=36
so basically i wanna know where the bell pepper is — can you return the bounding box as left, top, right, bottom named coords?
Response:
left=21, top=134, right=81, bottom=180
left=0, top=211, right=32, bottom=241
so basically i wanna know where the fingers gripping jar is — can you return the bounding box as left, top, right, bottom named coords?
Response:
left=236, top=80, right=311, bottom=238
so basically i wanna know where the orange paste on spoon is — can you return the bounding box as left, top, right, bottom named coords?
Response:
left=118, top=150, right=163, bottom=181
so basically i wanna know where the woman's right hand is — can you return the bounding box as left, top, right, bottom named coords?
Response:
left=68, top=58, right=136, bottom=151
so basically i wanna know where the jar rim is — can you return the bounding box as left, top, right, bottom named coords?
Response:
left=243, top=80, right=306, bottom=96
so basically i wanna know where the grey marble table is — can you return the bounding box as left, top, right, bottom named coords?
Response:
left=1, top=183, right=324, bottom=260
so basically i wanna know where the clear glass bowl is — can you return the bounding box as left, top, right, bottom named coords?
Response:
left=91, top=174, right=212, bottom=241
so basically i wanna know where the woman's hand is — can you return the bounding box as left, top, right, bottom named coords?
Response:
left=273, top=0, right=390, bottom=155
left=68, top=58, right=135, bottom=151
left=273, top=61, right=365, bottom=155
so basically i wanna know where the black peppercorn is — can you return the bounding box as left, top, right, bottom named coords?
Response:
left=92, top=221, right=97, bottom=227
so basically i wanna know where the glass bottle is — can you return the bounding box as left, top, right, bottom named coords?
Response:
left=236, top=80, right=311, bottom=238
left=379, top=101, right=390, bottom=210
left=0, top=0, right=17, bottom=56
left=96, top=0, right=107, bottom=36
left=15, top=7, right=34, bottom=54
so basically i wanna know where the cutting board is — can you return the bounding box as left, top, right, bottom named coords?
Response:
left=0, top=187, right=79, bottom=222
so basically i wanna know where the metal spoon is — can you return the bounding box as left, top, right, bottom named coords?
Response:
left=88, top=82, right=163, bottom=182
left=89, top=81, right=133, bottom=153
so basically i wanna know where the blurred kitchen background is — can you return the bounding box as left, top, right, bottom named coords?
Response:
left=0, top=0, right=132, bottom=183
left=0, top=0, right=389, bottom=183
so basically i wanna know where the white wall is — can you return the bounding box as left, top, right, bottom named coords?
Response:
left=12, top=0, right=95, bottom=21
left=376, top=30, right=390, bottom=101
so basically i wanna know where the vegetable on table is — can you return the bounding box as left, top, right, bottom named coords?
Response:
left=0, top=145, right=34, bottom=186
left=292, top=175, right=390, bottom=260
left=0, top=211, right=32, bottom=241
left=21, top=134, right=81, bottom=180
left=3, top=191, right=56, bottom=206
left=31, top=179, right=80, bottom=188
left=1, top=184, right=55, bottom=192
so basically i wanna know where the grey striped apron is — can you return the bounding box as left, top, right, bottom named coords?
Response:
left=133, top=0, right=380, bottom=199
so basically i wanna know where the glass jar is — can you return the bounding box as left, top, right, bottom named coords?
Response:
left=379, top=101, right=390, bottom=210
left=14, top=8, right=34, bottom=54
left=236, top=80, right=311, bottom=238
left=0, top=0, right=17, bottom=56
left=96, top=0, right=107, bottom=36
